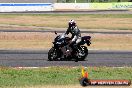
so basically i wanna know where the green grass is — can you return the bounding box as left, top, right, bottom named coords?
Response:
left=0, top=66, right=132, bottom=87
left=0, top=14, right=131, bottom=30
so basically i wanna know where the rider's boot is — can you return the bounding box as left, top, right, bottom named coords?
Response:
left=71, top=44, right=79, bottom=62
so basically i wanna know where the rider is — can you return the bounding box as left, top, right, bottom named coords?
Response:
left=65, top=19, right=81, bottom=53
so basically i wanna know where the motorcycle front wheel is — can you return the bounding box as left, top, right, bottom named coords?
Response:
left=48, top=47, right=60, bottom=61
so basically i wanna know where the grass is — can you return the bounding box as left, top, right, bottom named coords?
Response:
left=0, top=14, right=132, bottom=19
left=0, top=14, right=132, bottom=30
left=0, top=66, right=132, bottom=87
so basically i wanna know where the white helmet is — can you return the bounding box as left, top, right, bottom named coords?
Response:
left=68, top=19, right=76, bottom=27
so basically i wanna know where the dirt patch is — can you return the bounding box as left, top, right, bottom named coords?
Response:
left=0, top=32, right=132, bottom=50
left=89, top=33, right=132, bottom=50
left=0, top=32, right=54, bottom=49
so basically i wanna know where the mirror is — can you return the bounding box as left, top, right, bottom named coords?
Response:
left=55, top=31, right=57, bottom=35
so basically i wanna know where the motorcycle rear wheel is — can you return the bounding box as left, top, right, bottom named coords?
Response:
left=77, top=46, right=88, bottom=61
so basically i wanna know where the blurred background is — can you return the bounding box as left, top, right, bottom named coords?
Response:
left=0, top=0, right=131, bottom=3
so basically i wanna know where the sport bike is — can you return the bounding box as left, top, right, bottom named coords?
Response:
left=48, top=32, right=91, bottom=61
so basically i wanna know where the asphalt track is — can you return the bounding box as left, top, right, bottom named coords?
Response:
left=0, top=50, right=132, bottom=67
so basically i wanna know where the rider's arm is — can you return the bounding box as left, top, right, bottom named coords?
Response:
left=65, top=28, right=70, bottom=35
left=71, top=35, right=77, bottom=42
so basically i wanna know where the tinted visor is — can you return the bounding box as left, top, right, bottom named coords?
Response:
left=69, top=22, right=75, bottom=27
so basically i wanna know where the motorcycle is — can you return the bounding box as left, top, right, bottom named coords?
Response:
left=48, top=31, right=91, bottom=61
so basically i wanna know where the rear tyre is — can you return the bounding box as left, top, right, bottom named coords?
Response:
left=77, top=46, right=88, bottom=61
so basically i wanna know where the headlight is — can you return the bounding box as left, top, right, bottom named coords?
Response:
left=56, top=42, right=62, bottom=44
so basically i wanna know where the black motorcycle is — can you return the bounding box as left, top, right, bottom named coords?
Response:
left=48, top=32, right=91, bottom=61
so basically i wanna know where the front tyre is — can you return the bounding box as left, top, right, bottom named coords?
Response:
left=48, top=47, right=60, bottom=61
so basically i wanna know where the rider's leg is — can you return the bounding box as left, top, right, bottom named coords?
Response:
left=70, top=38, right=81, bottom=62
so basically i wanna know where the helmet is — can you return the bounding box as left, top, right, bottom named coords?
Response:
left=68, top=20, right=76, bottom=27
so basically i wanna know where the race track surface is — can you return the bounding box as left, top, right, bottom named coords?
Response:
left=0, top=50, right=132, bottom=67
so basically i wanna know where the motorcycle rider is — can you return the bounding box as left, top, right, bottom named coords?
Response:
left=65, top=20, right=82, bottom=58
